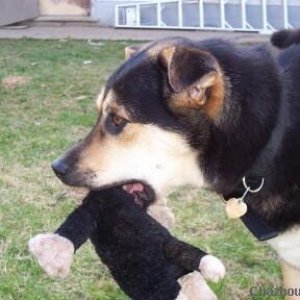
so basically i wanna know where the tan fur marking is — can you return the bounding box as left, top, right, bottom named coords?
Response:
left=125, top=45, right=137, bottom=60
left=146, top=40, right=182, bottom=59
left=281, top=260, right=300, bottom=300
left=160, top=46, right=176, bottom=68
left=75, top=122, right=204, bottom=195
left=268, top=226, right=300, bottom=299
left=96, top=87, right=105, bottom=113
left=109, top=102, right=131, bottom=121
left=125, top=44, right=140, bottom=59
left=158, top=45, right=225, bottom=120
left=124, top=43, right=150, bottom=60
left=169, top=70, right=225, bottom=120
left=102, top=90, right=114, bottom=113
left=268, top=226, right=300, bottom=269
left=202, top=70, right=225, bottom=120
left=101, top=90, right=131, bottom=121
left=77, top=123, right=166, bottom=169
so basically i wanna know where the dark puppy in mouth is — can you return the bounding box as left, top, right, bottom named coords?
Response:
left=29, top=186, right=225, bottom=300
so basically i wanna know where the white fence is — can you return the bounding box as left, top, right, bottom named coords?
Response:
left=115, top=0, right=300, bottom=32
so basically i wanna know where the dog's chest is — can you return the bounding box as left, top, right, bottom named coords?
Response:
left=268, top=226, right=300, bottom=269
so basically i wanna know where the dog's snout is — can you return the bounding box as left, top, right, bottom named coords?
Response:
left=51, top=158, right=69, bottom=178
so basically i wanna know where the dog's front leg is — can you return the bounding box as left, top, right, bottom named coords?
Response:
left=147, top=200, right=176, bottom=230
left=177, top=271, right=218, bottom=300
left=268, top=227, right=300, bottom=299
left=281, top=260, right=300, bottom=300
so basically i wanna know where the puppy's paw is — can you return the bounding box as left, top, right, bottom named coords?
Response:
left=28, top=233, right=74, bottom=278
left=199, top=255, right=225, bottom=282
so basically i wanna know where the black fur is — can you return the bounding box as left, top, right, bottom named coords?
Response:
left=271, top=29, right=300, bottom=49
left=56, top=188, right=208, bottom=300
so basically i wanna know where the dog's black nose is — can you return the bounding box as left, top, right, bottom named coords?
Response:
left=51, top=158, right=69, bottom=178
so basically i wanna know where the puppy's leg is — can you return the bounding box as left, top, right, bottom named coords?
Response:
left=268, top=227, right=300, bottom=299
left=281, top=259, right=300, bottom=300
left=29, top=191, right=103, bottom=277
left=164, top=239, right=225, bottom=282
left=177, top=271, right=218, bottom=300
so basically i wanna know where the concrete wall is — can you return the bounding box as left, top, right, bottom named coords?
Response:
left=39, top=0, right=89, bottom=16
left=0, top=0, right=39, bottom=26
left=92, top=0, right=117, bottom=26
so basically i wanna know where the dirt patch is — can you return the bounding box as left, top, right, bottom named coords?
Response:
left=2, top=76, right=31, bottom=90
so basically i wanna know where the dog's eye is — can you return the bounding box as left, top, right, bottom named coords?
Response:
left=105, top=113, right=128, bottom=135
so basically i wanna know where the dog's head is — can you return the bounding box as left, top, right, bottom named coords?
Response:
left=52, top=38, right=226, bottom=199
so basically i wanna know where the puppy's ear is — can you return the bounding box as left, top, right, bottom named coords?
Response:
left=160, top=46, right=225, bottom=119
left=124, top=43, right=147, bottom=59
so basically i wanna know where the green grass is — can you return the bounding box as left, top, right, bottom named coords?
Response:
left=0, top=39, right=282, bottom=300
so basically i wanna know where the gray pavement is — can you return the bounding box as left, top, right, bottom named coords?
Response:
left=0, top=25, right=271, bottom=44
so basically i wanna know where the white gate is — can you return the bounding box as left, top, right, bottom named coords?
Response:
left=115, top=0, right=300, bottom=32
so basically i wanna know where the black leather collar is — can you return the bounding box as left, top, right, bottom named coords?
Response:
left=223, top=177, right=278, bottom=241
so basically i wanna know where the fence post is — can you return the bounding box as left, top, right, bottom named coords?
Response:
left=199, top=0, right=204, bottom=28
left=220, top=0, right=226, bottom=29
left=157, top=1, right=161, bottom=27
left=115, top=3, right=119, bottom=27
left=261, top=0, right=268, bottom=31
left=241, top=0, right=247, bottom=30
left=178, top=0, right=183, bottom=28
left=282, top=0, right=292, bottom=29
left=136, top=3, right=140, bottom=26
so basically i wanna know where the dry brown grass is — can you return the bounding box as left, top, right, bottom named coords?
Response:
left=2, top=75, right=31, bottom=90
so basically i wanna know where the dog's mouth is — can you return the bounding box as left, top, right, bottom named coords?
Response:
left=122, top=181, right=155, bottom=208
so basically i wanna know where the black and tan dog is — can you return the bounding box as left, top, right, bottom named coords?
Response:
left=45, top=30, right=300, bottom=298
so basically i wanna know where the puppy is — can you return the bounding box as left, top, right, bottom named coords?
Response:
left=29, top=187, right=225, bottom=300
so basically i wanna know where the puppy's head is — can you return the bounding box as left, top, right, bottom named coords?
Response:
left=52, top=38, right=226, bottom=198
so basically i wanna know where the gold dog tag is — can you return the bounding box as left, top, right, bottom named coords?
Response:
left=225, top=198, right=248, bottom=219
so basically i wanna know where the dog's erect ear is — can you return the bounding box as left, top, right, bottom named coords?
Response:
left=125, top=43, right=147, bottom=59
left=159, top=46, right=225, bottom=119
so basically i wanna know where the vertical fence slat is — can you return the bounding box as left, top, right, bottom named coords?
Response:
left=199, top=0, right=204, bottom=28
left=220, top=0, right=226, bottom=29
left=262, top=0, right=268, bottom=31
left=282, top=0, right=289, bottom=29
left=241, top=0, right=247, bottom=29
left=136, top=3, right=140, bottom=26
left=178, top=0, right=183, bottom=28
left=157, top=1, right=161, bottom=27
left=115, top=3, right=119, bottom=26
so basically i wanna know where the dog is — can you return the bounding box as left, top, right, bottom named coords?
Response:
left=29, top=187, right=225, bottom=300
left=51, top=29, right=300, bottom=299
